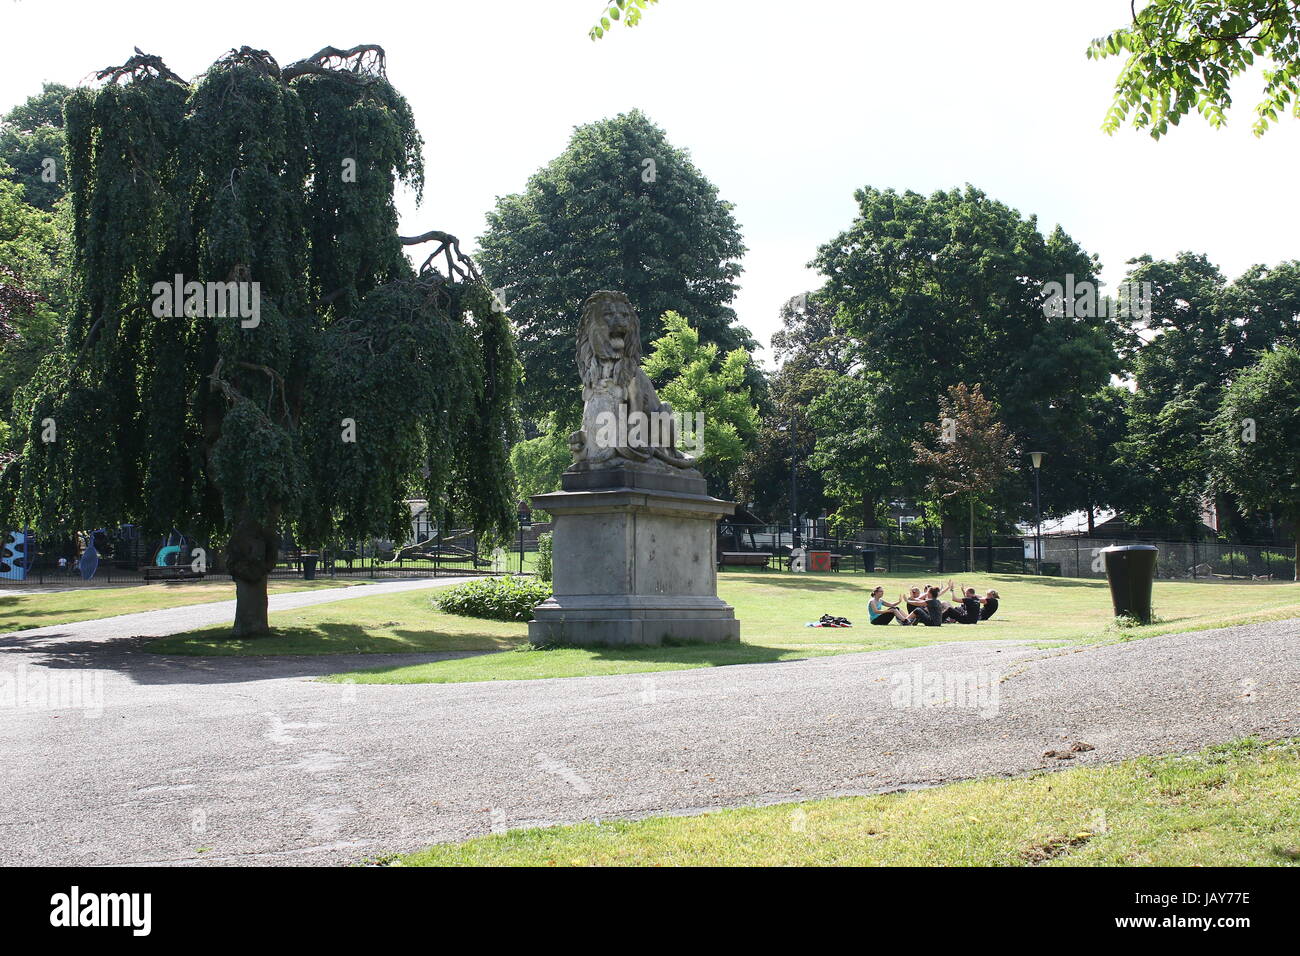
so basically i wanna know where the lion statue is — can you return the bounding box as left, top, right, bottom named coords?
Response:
left=567, top=290, right=697, bottom=472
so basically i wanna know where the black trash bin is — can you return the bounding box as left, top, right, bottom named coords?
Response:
left=302, top=554, right=318, bottom=581
left=860, top=548, right=876, bottom=573
left=1101, top=544, right=1158, bottom=623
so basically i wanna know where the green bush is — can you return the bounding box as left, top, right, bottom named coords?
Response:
left=536, top=531, right=553, bottom=583
left=435, top=576, right=552, bottom=622
left=1213, top=551, right=1249, bottom=574
left=1254, top=552, right=1295, bottom=580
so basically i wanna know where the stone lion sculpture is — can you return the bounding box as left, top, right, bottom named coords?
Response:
left=567, top=290, right=697, bottom=472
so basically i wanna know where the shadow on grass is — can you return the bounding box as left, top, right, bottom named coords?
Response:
left=722, top=574, right=867, bottom=592
left=147, top=621, right=511, bottom=657
left=335, top=638, right=806, bottom=683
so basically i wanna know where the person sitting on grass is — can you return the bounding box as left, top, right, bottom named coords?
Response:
left=909, top=585, right=946, bottom=627
left=980, top=588, right=1000, bottom=620
left=942, top=582, right=984, bottom=624
left=903, top=585, right=928, bottom=621
left=868, top=586, right=915, bottom=625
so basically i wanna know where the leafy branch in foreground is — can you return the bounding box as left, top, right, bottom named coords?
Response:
left=1089, top=0, right=1300, bottom=137
left=590, top=0, right=659, bottom=40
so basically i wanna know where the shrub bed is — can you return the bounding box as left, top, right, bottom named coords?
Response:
left=435, top=576, right=552, bottom=622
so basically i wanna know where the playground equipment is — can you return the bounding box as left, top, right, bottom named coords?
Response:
left=143, top=530, right=205, bottom=581
left=77, top=530, right=104, bottom=580
left=0, top=530, right=33, bottom=581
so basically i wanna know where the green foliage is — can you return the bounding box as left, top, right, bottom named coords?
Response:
left=806, top=372, right=892, bottom=529
left=642, top=310, right=759, bottom=493
left=1113, top=254, right=1300, bottom=531
left=294, top=71, right=423, bottom=319
left=1090, top=0, right=1300, bottom=137
left=813, top=185, right=1120, bottom=519
left=735, top=292, right=847, bottom=520
left=5, top=48, right=517, bottom=624
left=912, top=383, right=1019, bottom=529
left=0, top=83, right=72, bottom=211
left=0, top=160, right=68, bottom=427
left=1211, top=347, right=1300, bottom=574
left=536, top=531, right=553, bottom=583
left=510, top=424, right=569, bottom=510
left=435, top=575, right=552, bottom=622
left=477, top=109, right=753, bottom=423
left=589, top=0, right=659, bottom=40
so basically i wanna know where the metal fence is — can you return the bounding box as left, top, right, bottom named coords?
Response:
left=717, top=524, right=1296, bottom=581
left=0, top=539, right=537, bottom=587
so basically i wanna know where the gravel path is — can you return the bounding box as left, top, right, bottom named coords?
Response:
left=1, top=576, right=474, bottom=644
left=2, top=605, right=1296, bottom=866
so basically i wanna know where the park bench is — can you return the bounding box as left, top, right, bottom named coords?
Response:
left=719, top=552, right=774, bottom=569
left=142, top=565, right=205, bottom=582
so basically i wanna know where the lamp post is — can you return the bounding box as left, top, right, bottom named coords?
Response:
left=517, top=500, right=531, bottom=575
left=787, top=416, right=801, bottom=550
left=1029, top=451, right=1045, bottom=575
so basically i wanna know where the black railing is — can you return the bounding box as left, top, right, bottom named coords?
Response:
left=716, top=524, right=1296, bottom=581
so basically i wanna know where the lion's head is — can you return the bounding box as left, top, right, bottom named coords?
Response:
left=577, top=290, right=641, bottom=385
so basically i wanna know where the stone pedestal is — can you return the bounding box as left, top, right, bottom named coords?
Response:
left=528, top=468, right=740, bottom=647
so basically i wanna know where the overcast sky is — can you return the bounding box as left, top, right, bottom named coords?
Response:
left=5, top=0, right=1299, bottom=367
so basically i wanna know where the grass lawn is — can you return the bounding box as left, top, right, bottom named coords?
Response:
left=0, top=578, right=363, bottom=633
left=397, top=737, right=1300, bottom=866
left=141, top=570, right=1300, bottom=685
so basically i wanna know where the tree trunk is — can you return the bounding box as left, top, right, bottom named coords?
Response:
left=968, top=497, right=975, bottom=573
left=225, top=512, right=280, bottom=638
left=233, top=576, right=269, bottom=636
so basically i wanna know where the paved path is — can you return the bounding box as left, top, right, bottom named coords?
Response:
left=1, top=576, right=473, bottom=644
left=2, top=602, right=1296, bottom=866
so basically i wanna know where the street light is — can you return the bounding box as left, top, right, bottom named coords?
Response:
left=1029, top=452, right=1045, bottom=575
left=782, top=416, right=801, bottom=549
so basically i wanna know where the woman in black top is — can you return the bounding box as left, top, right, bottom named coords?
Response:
left=918, top=585, right=944, bottom=627
left=980, top=589, right=1000, bottom=620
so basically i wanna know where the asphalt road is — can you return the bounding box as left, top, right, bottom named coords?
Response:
left=1, top=599, right=1296, bottom=866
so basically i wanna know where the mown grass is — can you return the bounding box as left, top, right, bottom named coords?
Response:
left=0, top=578, right=362, bottom=634
left=135, top=571, right=1300, bottom=686
left=397, top=737, right=1300, bottom=866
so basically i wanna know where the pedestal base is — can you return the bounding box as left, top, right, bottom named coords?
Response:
left=528, top=595, right=740, bottom=647
left=529, top=468, right=740, bottom=647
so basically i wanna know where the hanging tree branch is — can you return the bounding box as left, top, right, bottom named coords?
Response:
left=399, top=230, right=483, bottom=283
left=282, top=44, right=388, bottom=82
left=94, top=48, right=186, bottom=86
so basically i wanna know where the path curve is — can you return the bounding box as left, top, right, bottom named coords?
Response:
left=1, top=576, right=474, bottom=645
left=1, top=611, right=1296, bottom=866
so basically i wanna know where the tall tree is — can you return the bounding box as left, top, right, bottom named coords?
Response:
left=1090, top=0, right=1300, bottom=137
left=7, top=47, right=516, bottom=635
left=477, top=109, right=753, bottom=424
left=813, top=184, right=1121, bottom=519
left=642, top=310, right=760, bottom=497
left=1212, top=346, right=1300, bottom=576
left=0, top=82, right=72, bottom=211
left=912, top=383, right=1018, bottom=567
left=0, top=160, right=67, bottom=427
left=735, top=292, right=850, bottom=520
left=806, top=372, right=894, bottom=532
left=1113, top=253, right=1300, bottom=533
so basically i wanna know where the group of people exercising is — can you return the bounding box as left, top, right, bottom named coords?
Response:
left=868, top=580, right=1000, bottom=626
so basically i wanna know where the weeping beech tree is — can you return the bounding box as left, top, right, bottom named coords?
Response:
left=7, top=46, right=518, bottom=635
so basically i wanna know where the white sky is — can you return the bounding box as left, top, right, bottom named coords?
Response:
left=5, top=0, right=1299, bottom=368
